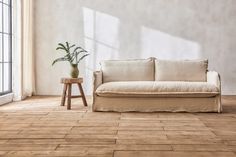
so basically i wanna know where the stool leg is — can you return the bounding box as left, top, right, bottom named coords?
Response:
left=61, top=84, right=67, bottom=106
left=78, top=83, right=88, bottom=106
left=67, top=84, right=72, bottom=110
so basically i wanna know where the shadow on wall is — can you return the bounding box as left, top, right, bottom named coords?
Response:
left=82, top=7, right=202, bottom=94
left=83, top=7, right=120, bottom=69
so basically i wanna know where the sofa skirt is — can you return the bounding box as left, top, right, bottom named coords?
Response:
left=92, top=95, right=221, bottom=113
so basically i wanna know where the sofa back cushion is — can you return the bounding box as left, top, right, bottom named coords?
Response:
left=101, top=58, right=154, bottom=83
left=155, top=59, right=208, bottom=82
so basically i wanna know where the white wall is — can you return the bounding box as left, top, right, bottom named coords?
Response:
left=34, top=0, right=236, bottom=95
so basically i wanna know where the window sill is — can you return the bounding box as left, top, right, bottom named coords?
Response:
left=0, top=93, right=13, bottom=105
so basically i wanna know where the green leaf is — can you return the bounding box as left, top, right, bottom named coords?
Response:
left=56, top=43, right=70, bottom=54
left=75, top=49, right=87, bottom=56
left=76, top=54, right=89, bottom=64
left=64, top=53, right=74, bottom=63
left=52, top=57, right=69, bottom=66
left=56, top=47, right=66, bottom=51
left=66, top=42, right=70, bottom=50
left=58, top=43, right=67, bottom=50
left=73, top=47, right=81, bottom=53
left=69, top=44, right=76, bottom=49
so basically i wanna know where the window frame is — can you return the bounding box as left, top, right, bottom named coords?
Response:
left=0, top=0, right=12, bottom=96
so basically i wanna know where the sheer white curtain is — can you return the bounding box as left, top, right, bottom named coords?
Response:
left=13, top=0, right=35, bottom=100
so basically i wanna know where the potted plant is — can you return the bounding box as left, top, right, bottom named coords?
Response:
left=52, top=42, right=89, bottom=78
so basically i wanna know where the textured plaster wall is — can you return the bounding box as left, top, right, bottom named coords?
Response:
left=34, top=0, right=236, bottom=95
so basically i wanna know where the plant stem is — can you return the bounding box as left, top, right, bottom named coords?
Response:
left=76, top=54, right=78, bottom=64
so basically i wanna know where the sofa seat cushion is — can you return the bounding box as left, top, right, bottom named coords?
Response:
left=96, top=81, right=219, bottom=97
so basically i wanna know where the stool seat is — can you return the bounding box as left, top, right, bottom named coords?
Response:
left=61, top=78, right=83, bottom=84
left=60, top=77, right=87, bottom=110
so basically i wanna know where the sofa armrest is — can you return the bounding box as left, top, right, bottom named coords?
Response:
left=93, top=71, right=103, bottom=92
left=207, top=71, right=222, bottom=113
left=207, top=71, right=221, bottom=91
left=93, top=71, right=103, bottom=111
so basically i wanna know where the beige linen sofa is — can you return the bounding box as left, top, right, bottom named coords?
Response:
left=92, top=58, right=222, bottom=113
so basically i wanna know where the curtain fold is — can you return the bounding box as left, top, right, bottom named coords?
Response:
left=13, top=0, right=35, bottom=101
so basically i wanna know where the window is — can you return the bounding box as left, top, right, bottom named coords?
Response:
left=0, top=0, right=12, bottom=96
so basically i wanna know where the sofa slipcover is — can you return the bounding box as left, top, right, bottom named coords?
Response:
left=93, top=58, right=221, bottom=113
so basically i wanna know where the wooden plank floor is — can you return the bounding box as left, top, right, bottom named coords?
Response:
left=0, top=96, right=235, bottom=157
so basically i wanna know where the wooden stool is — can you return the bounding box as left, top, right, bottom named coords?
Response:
left=60, top=78, right=88, bottom=110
